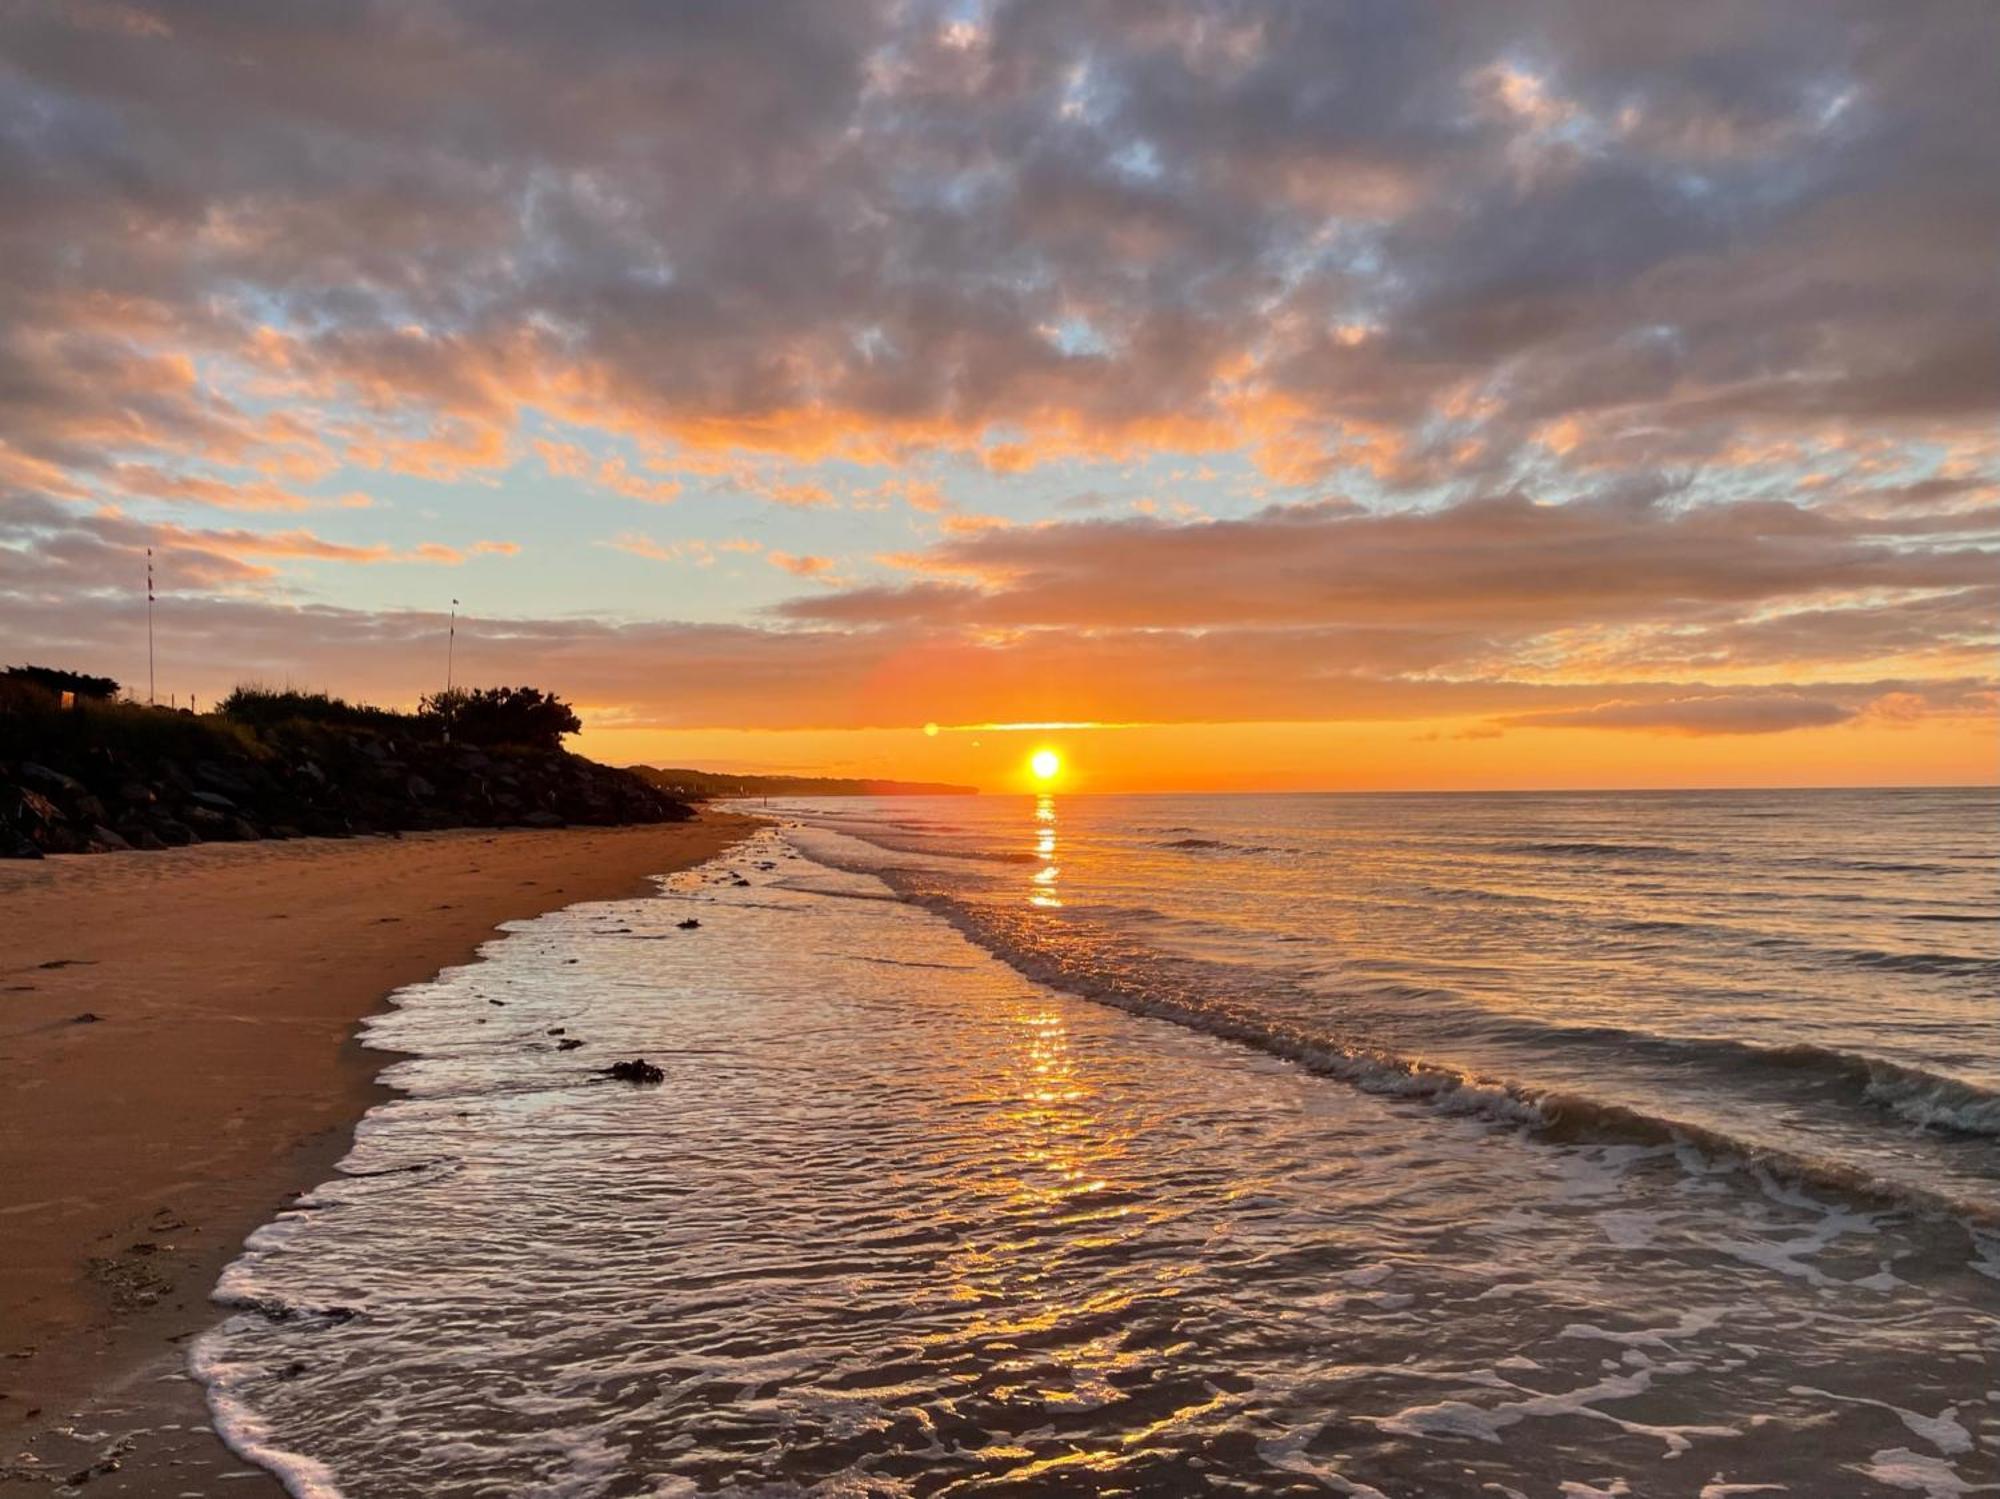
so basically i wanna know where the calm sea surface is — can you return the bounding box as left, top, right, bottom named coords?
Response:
left=199, top=790, right=1999, bottom=1496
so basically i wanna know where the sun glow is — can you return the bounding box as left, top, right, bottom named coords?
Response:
left=1029, top=748, right=1061, bottom=782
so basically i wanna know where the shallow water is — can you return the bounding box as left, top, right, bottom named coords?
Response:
left=788, top=789, right=2000, bottom=1221
left=196, top=796, right=2000, bottom=1496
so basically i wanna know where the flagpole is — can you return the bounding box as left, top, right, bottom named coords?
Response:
left=443, top=599, right=459, bottom=744
left=147, top=548, right=156, bottom=705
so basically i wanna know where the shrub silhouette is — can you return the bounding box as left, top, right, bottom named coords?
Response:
left=5, top=664, right=120, bottom=700
left=421, top=686, right=581, bottom=751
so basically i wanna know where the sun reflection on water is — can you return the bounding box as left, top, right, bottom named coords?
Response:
left=1030, top=793, right=1061, bottom=907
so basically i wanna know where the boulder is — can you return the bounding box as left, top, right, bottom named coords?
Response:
left=19, top=761, right=85, bottom=797
left=195, top=762, right=256, bottom=799
left=1, top=829, right=42, bottom=859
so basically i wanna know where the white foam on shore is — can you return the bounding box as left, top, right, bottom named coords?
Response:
left=188, top=1331, right=344, bottom=1499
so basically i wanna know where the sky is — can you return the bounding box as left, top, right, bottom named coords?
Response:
left=0, top=0, right=1993, bottom=791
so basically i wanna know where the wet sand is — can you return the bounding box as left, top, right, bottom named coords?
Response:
left=0, top=813, right=754, bottom=1493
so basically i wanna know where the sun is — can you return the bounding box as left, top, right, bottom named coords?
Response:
left=1029, top=748, right=1061, bottom=782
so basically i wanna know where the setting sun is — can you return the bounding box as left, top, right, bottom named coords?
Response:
left=1029, top=748, right=1061, bottom=782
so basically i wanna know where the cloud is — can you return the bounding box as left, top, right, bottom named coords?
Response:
left=606, top=532, right=707, bottom=565
left=0, top=0, right=1990, bottom=505
left=0, top=495, right=514, bottom=598
left=779, top=491, right=1997, bottom=647
left=766, top=550, right=839, bottom=581
left=1503, top=694, right=1858, bottom=736
left=6, top=557, right=1985, bottom=734
left=0, top=2, right=1993, bottom=752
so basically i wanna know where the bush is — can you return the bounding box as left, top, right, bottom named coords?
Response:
left=5, top=664, right=120, bottom=700
left=217, top=685, right=413, bottom=732
left=420, top=685, right=581, bottom=751
left=0, top=688, right=259, bottom=766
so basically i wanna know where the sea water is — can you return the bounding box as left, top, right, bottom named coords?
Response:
left=196, top=790, right=1999, bottom=1496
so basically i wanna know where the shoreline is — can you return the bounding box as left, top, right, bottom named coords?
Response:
left=0, top=812, right=756, bottom=1493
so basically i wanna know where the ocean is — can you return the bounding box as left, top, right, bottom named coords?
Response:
left=196, top=789, right=1999, bottom=1496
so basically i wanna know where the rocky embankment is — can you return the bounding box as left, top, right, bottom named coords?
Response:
left=1, top=732, right=690, bottom=858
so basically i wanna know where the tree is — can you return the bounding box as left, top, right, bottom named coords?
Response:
left=420, top=685, right=581, bottom=750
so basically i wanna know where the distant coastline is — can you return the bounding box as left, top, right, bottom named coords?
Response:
left=631, top=765, right=978, bottom=798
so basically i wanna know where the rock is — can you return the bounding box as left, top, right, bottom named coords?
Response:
left=1, top=829, right=43, bottom=859
left=18, top=761, right=84, bottom=796
left=676, top=918, right=701, bottom=929
left=7, top=784, right=62, bottom=830
left=521, top=809, right=565, bottom=828
left=195, top=762, right=256, bottom=798
left=558, top=1038, right=584, bottom=1051
left=602, top=1058, right=664, bottom=1084
left=87, top=824, right=132, bottom=852
left=406, top=774, right=435, bottom=800
left=188, top=789, right=238, bottom=812
left=71, top=1012, right=101, bottom=1024
left=227, top=816, right=265, bottom=842
left=117, top=781, right=158, bottom=806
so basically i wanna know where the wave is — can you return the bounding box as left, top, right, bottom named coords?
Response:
left=1837, top=948, right=2000, bottom=979
left=780, top=819, right=2000, bottom=1229
left=1773, top=857, right=1965, bottom=875
left=876, top=884, right=1999, bottom=1228
left=1480, top=1022, right=2000, bottom=1141
left=1498, top=841, right=1708, bottom=861
left=1156, top=836, right=1299, bottom=855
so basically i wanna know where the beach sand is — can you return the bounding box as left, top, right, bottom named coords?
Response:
left=0, top=812, right=755, bottom=1493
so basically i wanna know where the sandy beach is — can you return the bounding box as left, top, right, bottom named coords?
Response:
left=0, top=813, right=754, bottom=1492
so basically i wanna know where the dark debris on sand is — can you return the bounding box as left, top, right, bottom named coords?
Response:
left=601, top=1058, right=664, bottom=1084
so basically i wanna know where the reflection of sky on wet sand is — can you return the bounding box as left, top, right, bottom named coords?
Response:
left=1030, top=794, right=1061, bottom=908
